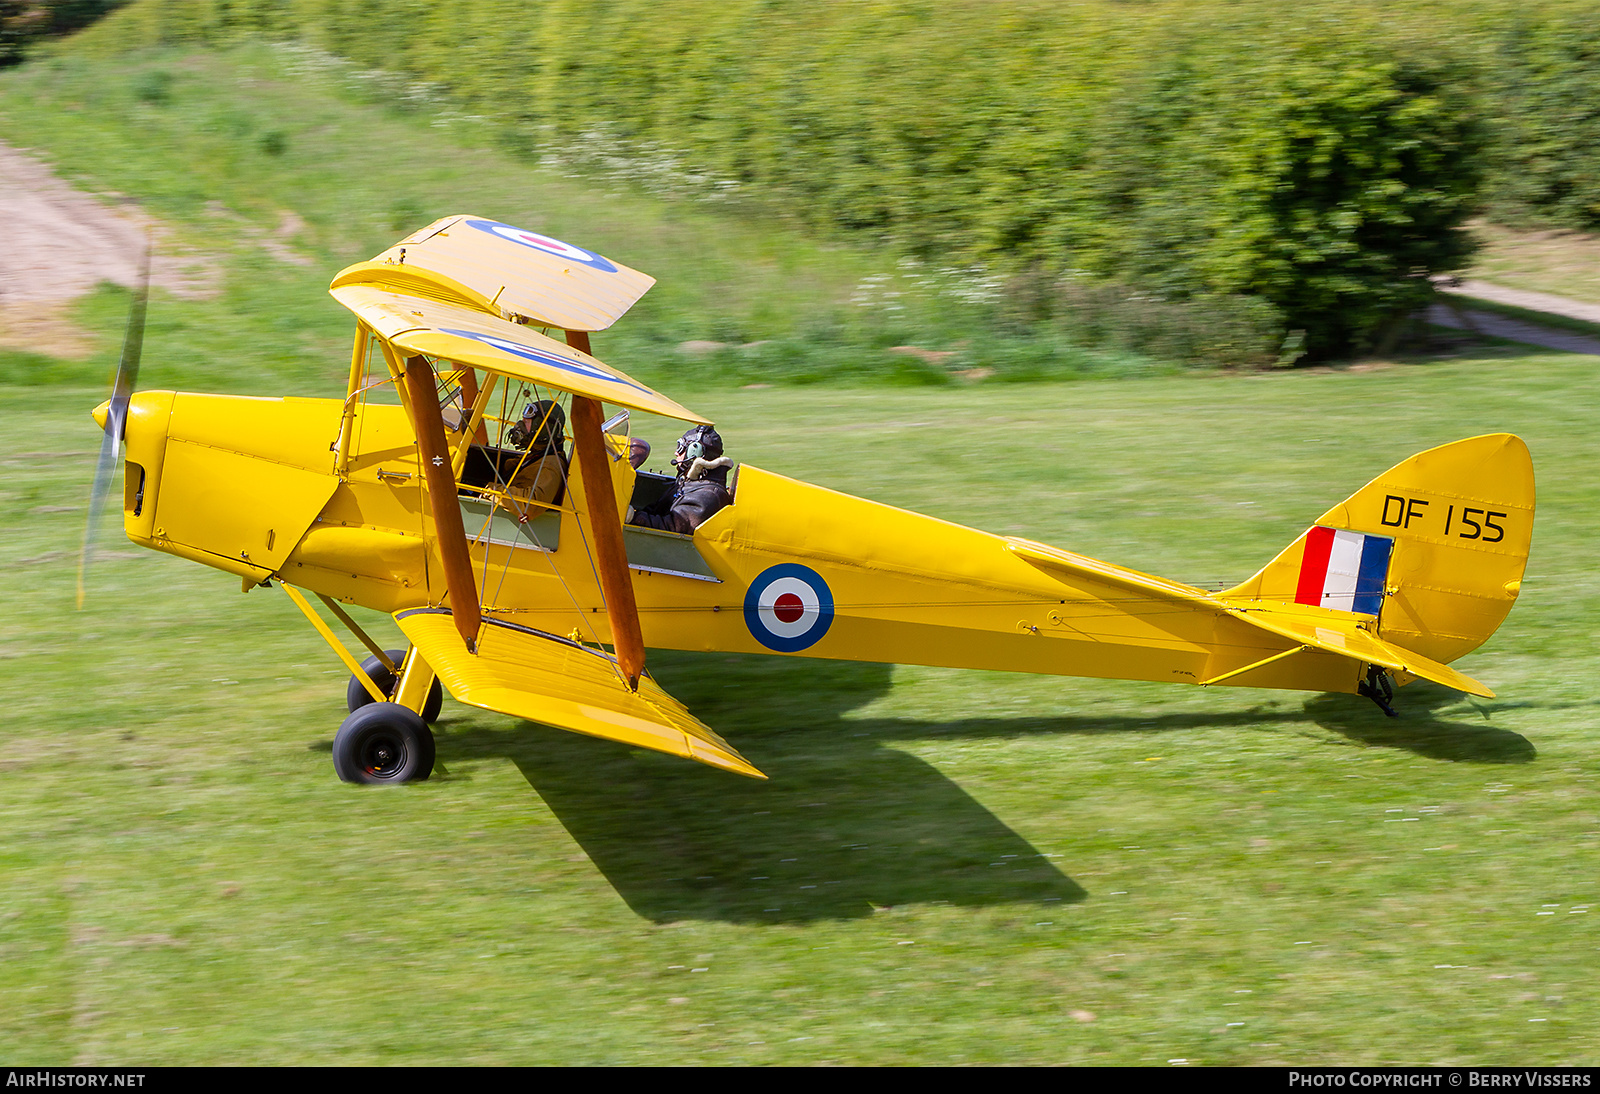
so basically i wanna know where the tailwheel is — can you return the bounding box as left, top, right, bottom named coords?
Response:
left=1357, top=664, right=1399, bottom=718
left=347, top=649, right=443, bottom=723
left=333, top=702, right=436, bottom=784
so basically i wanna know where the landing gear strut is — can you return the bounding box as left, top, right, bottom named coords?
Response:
left=347, top=649, right=443, bottom=723
left=1357, top=664, right=1398, bottom=718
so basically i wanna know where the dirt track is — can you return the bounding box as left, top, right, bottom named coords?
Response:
left=1427, top=304, right=1600, bottom=357
left=1441, top=278, right=1600, bottom=325
left=1429, top=277, right=1600, bottom=356
left=0, top=141, right=216, bottom=358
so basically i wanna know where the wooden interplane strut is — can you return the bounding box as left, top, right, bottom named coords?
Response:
left=402, top=353, right=482, bottom=653
left=570, top=390, right=645, bottom=690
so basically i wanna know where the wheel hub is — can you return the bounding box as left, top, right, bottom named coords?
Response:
left=361, top=733, right=407, bottom=777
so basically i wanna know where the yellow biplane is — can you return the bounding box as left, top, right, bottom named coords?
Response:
left=85, top=216, right=1535, bottom=784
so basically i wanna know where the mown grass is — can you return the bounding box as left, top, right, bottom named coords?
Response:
left=3, top=43, right=1599, bottom=1068
left=6, top=344, right=1599, bottom=1065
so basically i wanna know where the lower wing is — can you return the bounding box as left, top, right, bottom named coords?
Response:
left=396, top=608, right=765, bottom=778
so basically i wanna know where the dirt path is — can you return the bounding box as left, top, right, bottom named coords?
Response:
left=1427, top=303, right=1600, bottom=357
left=0, top=142, right=218, bottom=358
left=1439, top=279, right=1600, bottom=326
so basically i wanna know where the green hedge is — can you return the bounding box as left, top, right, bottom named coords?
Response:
left=57, top=0, right=1600, bottom=358
left=1481, top=10, right=1600, bottom=229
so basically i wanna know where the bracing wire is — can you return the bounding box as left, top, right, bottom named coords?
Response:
left=458, top=385, right=610, bottom=657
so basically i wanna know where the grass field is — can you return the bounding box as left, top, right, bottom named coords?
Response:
left=6, top=351, right=1599, bottom=1065
left=2, top=43, right=1599, bottom=1067
left=1468, top=221, right=1600, bottom=307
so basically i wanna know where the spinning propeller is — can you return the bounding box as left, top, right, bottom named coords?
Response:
left=77, top=247, right=151, bottom=609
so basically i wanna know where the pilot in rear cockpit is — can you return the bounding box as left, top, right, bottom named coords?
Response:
left=628, top=424, right=732, bottom=534
left=502, top=400, right=568, bottom=510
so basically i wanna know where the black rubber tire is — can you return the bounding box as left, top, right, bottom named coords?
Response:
left=332, top=702, right=435, bottom=784
left=346, top=649, right=443, bottom=723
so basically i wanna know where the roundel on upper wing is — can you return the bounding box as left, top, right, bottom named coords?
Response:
left=438, top=329, right=651, bottom=394
left=744, top=564, right=834, bottom=653
left=462, top=218, right=619, bottom=273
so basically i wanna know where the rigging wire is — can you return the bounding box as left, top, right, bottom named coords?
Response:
left=542, top=391, right=632, bottom=685
left=468, top=386, right=610, bottom=656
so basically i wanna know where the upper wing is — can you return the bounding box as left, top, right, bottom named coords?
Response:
left=330, top=282, right=708, bottom=422
left=396, top=608, right=766, bottom=779
left=334, top=214, right=655, bottom=332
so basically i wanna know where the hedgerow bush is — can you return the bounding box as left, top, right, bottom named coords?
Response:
left=54, top=0, right=1600, bottom=359
left=1479, top=8, right=1600, bottom=229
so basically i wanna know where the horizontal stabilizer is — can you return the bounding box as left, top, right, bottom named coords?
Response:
left=1232, top=605, right=1494, bottom=698
left=396, top=609, right=765, bottom=778
left=1010, top=537, right=1493, bottom=697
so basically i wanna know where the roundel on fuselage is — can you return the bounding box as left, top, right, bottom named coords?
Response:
left=743, top=564, right=834, bottom=653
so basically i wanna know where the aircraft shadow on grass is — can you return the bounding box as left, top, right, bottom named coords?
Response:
left=434, top=652, right=1535, bottom=923
left=437, top=652, right=1084, bottom=923
left=1301, top=681, right=1538, bottom=764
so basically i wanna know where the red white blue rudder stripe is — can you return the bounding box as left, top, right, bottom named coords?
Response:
left=1295, top=527, right=1393, bottom=615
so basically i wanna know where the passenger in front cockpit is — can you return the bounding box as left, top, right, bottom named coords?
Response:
left=503, top=400, right=568, bottom=509
left=628, top=424, right=732, bottom=534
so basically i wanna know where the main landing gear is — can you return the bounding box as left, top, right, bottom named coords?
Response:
left=335, top=649, right=442, bottom=784
left=333, top=703, right=435, bottom=783
left=346, top=649, right=443, bottom=723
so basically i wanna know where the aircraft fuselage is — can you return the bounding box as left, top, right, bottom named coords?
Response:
left=117, top=390, right=1358, bottom=695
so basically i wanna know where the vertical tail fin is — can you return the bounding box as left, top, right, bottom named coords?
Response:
left=1222, top=434, right=1534, bottom=665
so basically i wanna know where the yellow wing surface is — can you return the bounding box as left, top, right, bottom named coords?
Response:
left=329, top=216, right=708, bottom=422
left=330, top=283, right=706, bottom=422
left=334, top=214, right=655, bottom=332
left=395, top=609, right=766, bottom=779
